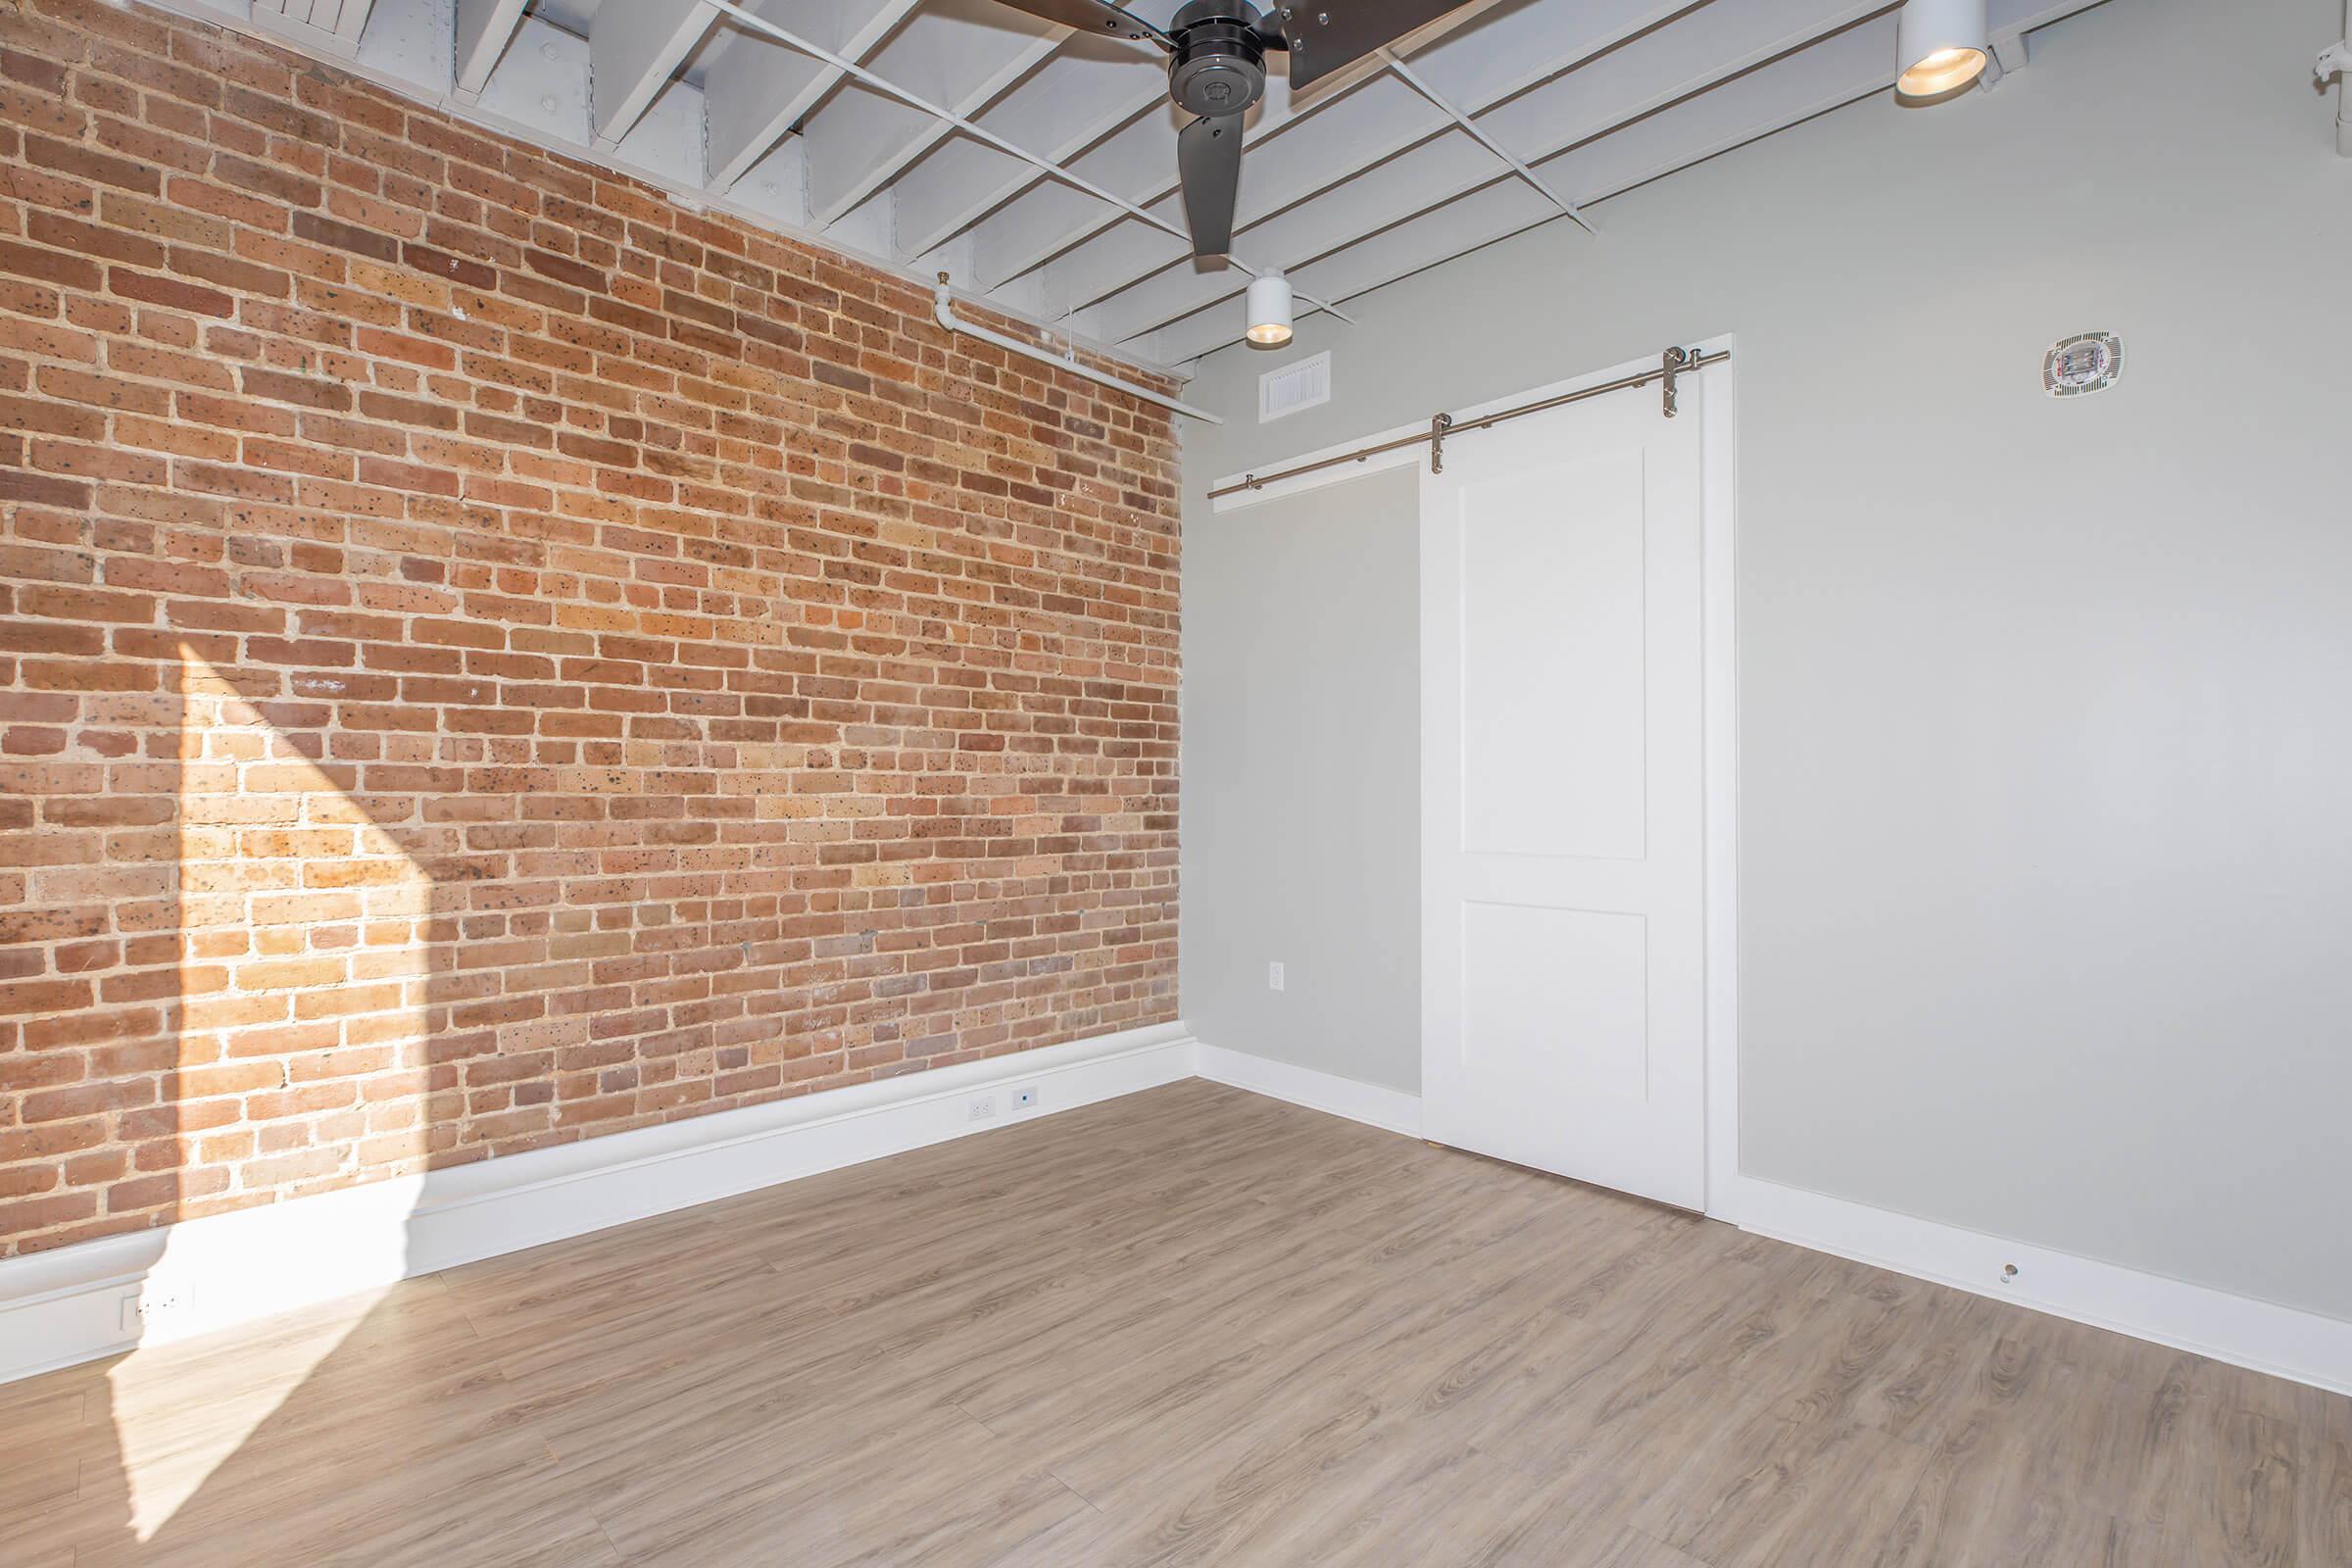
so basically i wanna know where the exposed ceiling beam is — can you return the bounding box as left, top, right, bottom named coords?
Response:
left=144, top=0, right=2120, bottom=379
left=893, top=39, right=1167, bottom=262
left=1152, top=28, right=1900, bottom=361
left=134, top=0, right=1188, bottom=379
left=452, top=0, right=528, bottom=99
left=990, top=0, right=1695, bottom=306
left=1076, top=0, right=1884, bottom=344
left=890, top=0, right=1503, bottom=277
left=703, top=0, right=925, bottom=196
left=973, top=0, right=1693, bottom=298
left=1379, top=46, right=1589, bottom=233
left=589, top=0, right=719, bottom=150
left=967, top=83, right=1294, bottom=295
left=1035, top=73, right=1427, bottom=316
left=1151, top=0, right=2106, bottom=362
left=695, top=0, right=1349, bottom=327
left=249, top=0, right=376, bottom=59
left=798, top=0, right=1067, bottom=229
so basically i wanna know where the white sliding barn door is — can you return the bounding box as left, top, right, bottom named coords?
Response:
left=1421, top=377, right=1707, bottom=1210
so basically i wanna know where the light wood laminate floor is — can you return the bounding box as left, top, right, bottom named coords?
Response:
left=6, top=1080, right=2346, bottom=1565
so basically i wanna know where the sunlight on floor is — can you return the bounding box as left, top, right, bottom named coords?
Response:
left=106, top=1285, right=397, bottom=1541
left=102, top=652, right=444, bottom=1541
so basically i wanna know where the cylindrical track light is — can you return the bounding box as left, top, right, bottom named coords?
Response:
left=1896, top=0, right=1988, bottom=98
left=1245, top=270, right=1294, bottom=347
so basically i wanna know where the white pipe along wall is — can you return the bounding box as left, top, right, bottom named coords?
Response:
left=932, top=282, right=1223, bottom=423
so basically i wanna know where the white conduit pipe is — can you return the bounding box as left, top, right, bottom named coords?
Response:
left=2322, top=2, right=2352, bottom=157
left=933, top=282, right=1224, bottom=423
left=701, top=0, right=1352, bottom=328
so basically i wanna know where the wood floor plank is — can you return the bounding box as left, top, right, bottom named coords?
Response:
left=596, top=1400, right=1089, bottom=1567
left=1, top=1079, right=2343, bottom=1564
left=1631, top=1405, right=1938, bottom=1568
left=2299, top=1387, right=2352, bottom=1564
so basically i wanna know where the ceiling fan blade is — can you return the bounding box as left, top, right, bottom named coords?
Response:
left=1274, top=0, right=1470, bottom=90
left=1176, top=113, right=1244, bottom=257
left=985, top=0, right=1171, bottom=48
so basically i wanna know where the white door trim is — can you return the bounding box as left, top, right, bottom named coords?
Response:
left=1212, top=342, right=1743, bottom=1214
left=1694, top=343, right=1741, bottom=1218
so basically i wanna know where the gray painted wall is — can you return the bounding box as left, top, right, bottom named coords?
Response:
left=1177, top=0, right=2352, bottom=1318
left=1183, top=466, right=1421, bottom=1092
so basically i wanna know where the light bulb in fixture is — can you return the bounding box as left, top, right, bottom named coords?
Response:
left=1246, top=270, right=1294, bottom=347
left=1895, top=0, right=1988, bottom=97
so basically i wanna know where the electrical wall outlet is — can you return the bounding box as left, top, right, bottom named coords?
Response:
left=1009, top=1085, right=1037, bottom=1111
left=119, top=1282, right=193, bottom=1337
left=1268, top=960, right=1285, bottom=992
left=967, top=1094, right=998, bottom=1122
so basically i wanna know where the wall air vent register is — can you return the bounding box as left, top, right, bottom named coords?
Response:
left=1259, top=351, right=1333, bottom=422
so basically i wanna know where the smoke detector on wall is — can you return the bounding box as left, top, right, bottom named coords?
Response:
left=2042, top=331, right=2123, bottom=397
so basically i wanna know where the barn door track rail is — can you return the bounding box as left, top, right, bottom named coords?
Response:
left=1211, top=345, right=1728, bottom=498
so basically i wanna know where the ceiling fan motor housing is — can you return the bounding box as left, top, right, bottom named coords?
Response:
left=1167, top=1, right=1268, bottom=117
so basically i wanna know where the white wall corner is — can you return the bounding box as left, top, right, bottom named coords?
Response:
left=1194, top=1043, right=1424, bottom=1139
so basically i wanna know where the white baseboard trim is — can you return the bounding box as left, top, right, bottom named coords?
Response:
left=1717, top=1173, right=2352, bottom=1398
left=1186, top=1046, right=2351, bottom=1397
left=12, top=1028, right=2346, bottom=1403
left=0, top=1023, right=1196, bottom=1385
left=1195, top=1045, right=1424, bottom=1139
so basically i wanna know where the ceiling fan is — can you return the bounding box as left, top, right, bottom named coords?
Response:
left=985, top=0, right=1472, bottom=257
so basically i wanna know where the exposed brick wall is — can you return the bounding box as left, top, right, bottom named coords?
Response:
left=0, top=0, right=1181, bottom=1256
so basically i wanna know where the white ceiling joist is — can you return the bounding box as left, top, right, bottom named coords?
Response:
left=1147, top=0, right=2102, bottom=362
left=1379, top=46, right=1588, bottom=232
left=964, top=80, right=1295, bottom=296
left=1011, top=0, right=1706, bottom=315
left=973, top=0, right=1693, bottom=303
left=891, top=39, right=1169, bottom=261
left=1024, top=74, right=1397, bottom=315
left=800, top=0, right=1066, bottom=227
left=249, top=0, right=376, bottom=59
left=1150, top=31, right=1903, bottom=361
left=137, top=0, right=1170, bottom=379
left=947, top=0, right=1523, bottom=295
left=1079, top=0, right=1886, bottom=345
left=138, top=0, right=2117, bottom=373
left=702, top=0, right=924, bottom=196
left=451, top=0, right=528, bottom=99
left=590, top=0, right=719, bottom=150
left=695, top=0, right=1351, bottom=326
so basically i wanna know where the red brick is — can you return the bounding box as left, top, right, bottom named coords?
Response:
left=109, top=266, right=235, bottom=317
left=240, top=367, right=352, bottom=411
left=22, top=131, right=159, bottom=195
left=0, top=0, right=1181, bottom=1260
left=290, top=210, right=399, bottom=264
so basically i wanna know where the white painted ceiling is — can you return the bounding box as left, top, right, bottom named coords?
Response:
left=204, top=0, right=2115, bottom=370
